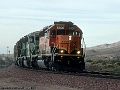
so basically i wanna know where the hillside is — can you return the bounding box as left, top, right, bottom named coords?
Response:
left=85, top=41, right=120, bottom=73
left=86, top=41, right=120, bottom=56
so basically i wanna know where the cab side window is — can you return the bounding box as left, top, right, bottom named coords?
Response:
left=76, top=31, right=80, bottom=36
left=29, top=36, right=34, bottom=43
left=50, top=30, right=56, bottom=38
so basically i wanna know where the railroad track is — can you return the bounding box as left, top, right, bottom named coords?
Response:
left=15, top=64, right=120, bottom=79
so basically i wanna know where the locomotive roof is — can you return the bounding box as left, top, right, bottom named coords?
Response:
left=28, top=31, right=40, bottom=36
left=54, top=21, right=73, bottom=25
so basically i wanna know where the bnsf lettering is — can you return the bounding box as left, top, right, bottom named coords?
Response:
left=57, top=26, right=64, bottom=29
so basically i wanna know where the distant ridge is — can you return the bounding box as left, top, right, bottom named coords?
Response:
left=86, top=41, right=120, bottom=59
left=87, top=41, right=120, bottom=50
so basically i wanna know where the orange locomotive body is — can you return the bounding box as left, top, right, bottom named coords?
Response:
left=14, top=21, right=86, bottom=72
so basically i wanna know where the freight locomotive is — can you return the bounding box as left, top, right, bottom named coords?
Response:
left=14, top=21, right=86, bottom=72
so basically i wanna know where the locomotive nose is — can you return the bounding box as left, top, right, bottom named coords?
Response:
left=56, top=35, right=80, bottom=54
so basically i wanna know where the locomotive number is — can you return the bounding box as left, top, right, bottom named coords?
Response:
left=57, top=26, right=64, bottom=29
left=69, top=27, right=75, bottom=30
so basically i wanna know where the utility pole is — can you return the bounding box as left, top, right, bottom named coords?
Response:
left=7, top=46, right=9, bottom=57
left=9, top=50, right=10, bottom=57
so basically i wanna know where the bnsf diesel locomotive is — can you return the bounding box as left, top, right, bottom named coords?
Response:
left=14, top=21, right=86, bottom=72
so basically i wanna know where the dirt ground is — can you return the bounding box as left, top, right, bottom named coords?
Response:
left=0, top=68, right=82, bottom=90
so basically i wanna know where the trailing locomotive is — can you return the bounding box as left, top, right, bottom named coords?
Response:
left=14, top=21, right=86, bottom=72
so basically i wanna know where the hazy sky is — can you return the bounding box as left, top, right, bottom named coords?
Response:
left=0, top=0, right=120, bottom=54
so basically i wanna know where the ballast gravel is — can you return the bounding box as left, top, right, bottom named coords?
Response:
left=1, top=64, right=120, bottom=90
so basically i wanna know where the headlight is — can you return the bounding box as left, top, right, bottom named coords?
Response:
left=69, top=36, right=72, bottom=40
left=60, top=50, right=64, bottom=53
left=77, top=51, right=80, bottom=54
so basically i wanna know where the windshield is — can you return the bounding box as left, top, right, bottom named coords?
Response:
left=66, top=30, right=74, bottom=36
left=57, top=30, right=65, bottom=35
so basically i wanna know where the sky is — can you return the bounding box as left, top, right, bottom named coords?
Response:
left=0, top=0, right=120, bottom=54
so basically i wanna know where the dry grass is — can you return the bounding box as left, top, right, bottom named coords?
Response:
left=85, top=59, right=120, bottom=73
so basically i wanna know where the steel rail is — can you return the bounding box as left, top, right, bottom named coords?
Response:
left=15, top=64, right=120, bottom=79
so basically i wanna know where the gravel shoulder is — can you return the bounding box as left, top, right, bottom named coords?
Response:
left=0, top=65, right=82, bottom=90
left=0, top=64, right=120, bottom=90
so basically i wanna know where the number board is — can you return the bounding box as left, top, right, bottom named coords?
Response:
left=69, top=27, right=75, bottom=30
left=57, top=26, right=64, bottom=29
